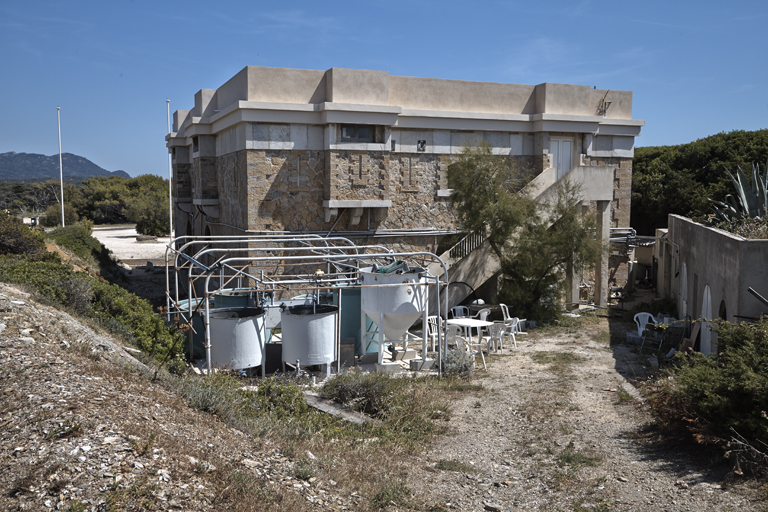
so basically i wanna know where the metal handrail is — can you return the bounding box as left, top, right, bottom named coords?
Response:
left=447, top=231, right=486, bottom=260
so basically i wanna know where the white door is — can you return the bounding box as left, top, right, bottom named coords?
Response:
left=680, top=263, right=688, bottom=319
left=701, top=285, right=712, bottom=356
left=550, top=138, right=573, bottom=180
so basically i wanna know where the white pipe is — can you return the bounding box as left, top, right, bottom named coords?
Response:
left=167, top=100, right=173, bottom=242
left=57, top=107, right=65, bottom=227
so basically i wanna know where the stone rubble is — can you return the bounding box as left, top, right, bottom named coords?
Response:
left=0, top=284, right=350, bottom=511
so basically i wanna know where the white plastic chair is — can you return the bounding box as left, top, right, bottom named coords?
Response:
left=456, top=328, right=487, bottom=371
left=499, top=303, right=511, bottom=322
left=470, top=308, right=491, bottom=337
left=451, top=306, right=469, bottom=319
left=499, top=318, right=521, bottom=350
left=634, top=312, right=657, bottom=337
left=483, top=322, right=506, bottom=354
left=445, top=324, right=465, bottom=348
left=427, top=315, right=441, bottom=352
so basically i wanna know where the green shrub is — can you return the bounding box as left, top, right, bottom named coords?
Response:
left=645, top=317, right=768, bottom=446
left=0, top=213, right=45, bottom=255
left=0, top=255, right=182, bottom=362
left=321, top=371, right=403, bottom=417
left=45, top=224, right=118, bottom=276
left=370, top=478, right=411, bottom=509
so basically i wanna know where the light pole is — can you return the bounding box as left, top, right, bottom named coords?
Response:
left=57, top=107, right=65, bottom=227
left=167, top=99, right=173, bottom=240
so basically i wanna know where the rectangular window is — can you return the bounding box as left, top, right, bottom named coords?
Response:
left=341, top=124, right=376, bottom=142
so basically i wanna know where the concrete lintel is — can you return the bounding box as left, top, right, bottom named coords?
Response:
left=401, top=109, right=531, bottom=122
left=182, top=121, right=212, bottom=137
left=595, top=124, right=643, bottom=137
left=323, top=200, right=391, bottom=208
left=320, top=102, right=402, bottom=114
left=395, top=116, right=532, bottom=133
left=320, top=110, right=399, bottom=126
left=532, top=120, right=600, bottom=133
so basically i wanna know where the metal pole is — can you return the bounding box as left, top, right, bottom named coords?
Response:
left=166, top=100, right=173, bottom=240
left=57, top=107, right=65, bottom=227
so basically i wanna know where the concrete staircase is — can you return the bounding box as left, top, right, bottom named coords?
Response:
left=427, top=164, right=616, bottom=315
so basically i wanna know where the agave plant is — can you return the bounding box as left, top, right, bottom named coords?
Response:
left=709, top=158, right=768, bottom=223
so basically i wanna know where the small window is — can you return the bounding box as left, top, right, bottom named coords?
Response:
left=192, top=136, right=199, bottom=152
left=341, top=124, right=375, bottom=142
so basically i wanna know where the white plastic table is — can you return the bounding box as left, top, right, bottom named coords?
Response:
left=446, top=318, right=494, bottom=346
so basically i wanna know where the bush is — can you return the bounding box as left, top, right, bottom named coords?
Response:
left=321, top=371, right=403, bottom=417
left=0, top=213, right=45, bottom=255
left=0, top=255, right=183, bottom=362
left=443, top=346, right=474, bottom=377
left=41, top=203, right=79, bottom=227
left=645, top=317, right=768, bottom=447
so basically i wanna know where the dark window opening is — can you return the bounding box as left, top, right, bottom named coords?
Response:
left=193, top=136, right=199, bottom=153
left=341, top=124, right=376, bottom=142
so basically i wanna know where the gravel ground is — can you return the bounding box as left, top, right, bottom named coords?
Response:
left=406, top=318, right=766, bottom=511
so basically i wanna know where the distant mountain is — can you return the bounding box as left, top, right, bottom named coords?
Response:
left=0, top=152, right=130, bottom=183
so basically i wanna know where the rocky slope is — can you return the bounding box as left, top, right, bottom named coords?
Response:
left=0, top=284, right=347, bottom=511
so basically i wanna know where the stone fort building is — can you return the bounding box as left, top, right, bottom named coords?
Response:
left=167, top=66, right=643, bottom=305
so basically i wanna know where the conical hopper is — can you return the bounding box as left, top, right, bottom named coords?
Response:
left=361, top=270, right=426, bottom=340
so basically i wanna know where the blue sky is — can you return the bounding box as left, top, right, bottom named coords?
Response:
left=1, top=0, right=767, bottom=177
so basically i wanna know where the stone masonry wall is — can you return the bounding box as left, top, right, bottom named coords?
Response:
left=246, top=150, right=326, bottom=231
left=216, top=151, right=248, bottom=229
left=173, top=163, right=192, bottom=200
left=192, top=157, right=218, bottom=201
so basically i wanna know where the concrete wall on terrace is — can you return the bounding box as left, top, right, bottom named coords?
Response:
left=737, top=238, right=768, bottom=318
left=327, top=68, right=389, bottom=105
left=667, top=215, right=768, bottom=323
left=202, top=67, right=635, bottom=119
left=589, top=89, right=633, bottom=119
left=535, top=84, right=633, bottom=119
left=214, top=67, right=329, bottom=110
left=388, top=76, right=536, bottom=114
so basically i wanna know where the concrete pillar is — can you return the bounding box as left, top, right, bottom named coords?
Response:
left=595, top=200, right=611, bottom=307
left=565, top=260, right=580, bottom=311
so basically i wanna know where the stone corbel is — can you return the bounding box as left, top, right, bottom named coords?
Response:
left=349, top=208, right=364, bottom=225
left=324, top=207, right=339, bottom=223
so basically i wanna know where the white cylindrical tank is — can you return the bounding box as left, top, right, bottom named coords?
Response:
left=361, top=269, right=426, bottom=340
left=209, top=307, right=266, bottom=370
left=281, top=304, right=338, bottom=366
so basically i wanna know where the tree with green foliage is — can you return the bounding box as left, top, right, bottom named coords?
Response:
left=447, top=143, right=601, bottom=321
left=124, top=174, right=170, bottom=236
left=632, top=129, right=768, bottom=235
left=41, top=203, right=79, bottom=227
